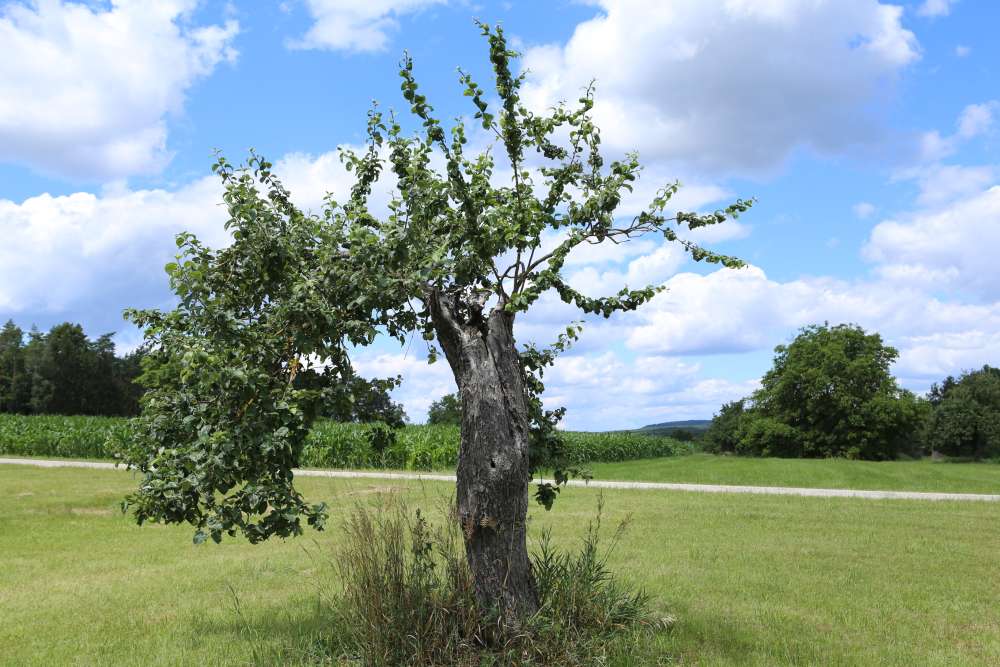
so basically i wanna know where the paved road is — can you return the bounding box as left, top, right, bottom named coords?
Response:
left=4, top=456, right=998, bottom=502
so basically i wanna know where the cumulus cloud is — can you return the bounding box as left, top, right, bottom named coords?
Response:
left=895, top=331, right=1000, bottom=383
left=566, top=244, right=688, bottom=297
left=593, top=174, right=1000, bottom=395
left=520, top=0, right=919, bottom=174
left=275, top=149, right=398, bottom=214
left=0, top=0, right=238, bottom=180
left=0, top=176, right=225, bottom=335
left=863, top=185, right=1000, bottom=299
left=5, top=153, right=998, bottom=426
left=0, top=149, right=369, bottom=336
left=900, top=163, right=996, bottom=207
left=289, top=0, right=444, bottom=52
left=625, top=264, right=998, bottom=354
left=353, top=345, right=758, bottom=429
left=539, top=352, right=757, bottom=430
left=617, top=261, right=1000, bottom=392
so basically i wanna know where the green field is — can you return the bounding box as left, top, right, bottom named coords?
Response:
left=587, top=453, right=1000, bottom=494
left=2, top=465, right=998, bottom=666
left=0, top=414, right=689, bottom=468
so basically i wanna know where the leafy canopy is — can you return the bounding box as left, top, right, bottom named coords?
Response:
left=427, top=392, right=462, bottom=426
left=0, top=320, right=143, bottom=417
left=926, top=365, right=1000, bottom=459
left=116, top=23, right=750, bottom=543
left=706, top=323, right=925, bottom=460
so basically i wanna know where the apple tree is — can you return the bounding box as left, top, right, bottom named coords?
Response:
left=117, top=24, right=749, bottom=626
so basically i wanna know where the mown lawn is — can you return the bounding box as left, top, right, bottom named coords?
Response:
left=587, top=453, right=1000, bottom=494
left=1, top=465, right=998, bottom=665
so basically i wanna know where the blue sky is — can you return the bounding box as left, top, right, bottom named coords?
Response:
left=1, top=0, right=998, bottom=429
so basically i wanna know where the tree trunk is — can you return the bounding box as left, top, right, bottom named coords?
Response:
left=429, top=291, right=539, bottom=627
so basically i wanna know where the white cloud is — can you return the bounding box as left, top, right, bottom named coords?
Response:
left=350, top=345, right=757, bottom=429
left=957, top=101, right=998, bottom=139
left=616, top=261, right=1000, bottom=393
left=864, top=185, right=1000, bottom=299
left=917, top=0, right=958, bottom=18
left=895, top=330, right=1000, bottom=382
left=955, top=45, right=971, bottom=57
left=915, top=101, right=997, bottom=162
left=352, top=349, right=455, bottom=422
left=585, top=176, right=1000, bottom=398
left=0, top=149, right=367, bottom=334
left=0, top=0, right=238, bottom=180
left=898, top=163, right=996, bottom=207
left=0, top=176, right=225, bottom=322
left=521, top=0, right=919, bottom=174
left=567, top=244, right=688, bottom=297
left=5, top=149, right=998, bottom=429
left=625, top=265, right=992, bottom=355
left=276, top=149, right=397, bottom=214
left=540, top=352, right=754, bottom=430
left=289, top=0, right=444, bottom=52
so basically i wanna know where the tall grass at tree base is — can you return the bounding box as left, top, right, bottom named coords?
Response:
left=309, top=496, right=664, bottom=666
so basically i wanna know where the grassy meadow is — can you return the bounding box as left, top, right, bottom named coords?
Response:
left=588, top=453, right=1000, bottom=494
left=2, top=464, right=999, bottom=666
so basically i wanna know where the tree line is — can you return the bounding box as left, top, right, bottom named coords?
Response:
left=703, top=323, right=999, bottom=461
left=0, top=319, right=407, bottom=424
left=0, top=320, right=144, bottom=416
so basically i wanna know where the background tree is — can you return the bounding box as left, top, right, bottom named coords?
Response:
left=112, top=350, right=147, bottom=417
left=427, top=392, right=462, bottom=425
left=293, top=368, right=407, bottom=427
left=725, top=323, right=925, bottom=460
left=0, top=320, right=144, bottom=417
left=117, top=24, right=750, bottom=626
left=702, top=399, right=746, bottom=454
left=341, top=376, right=408, bottom=426
left=0, top=320, right=31, bottom=413
left=29, top=322, right=93, bottom=414
left=926, top=365, right=1000, bottom=459
left=927, top=374, right=958, bottom=407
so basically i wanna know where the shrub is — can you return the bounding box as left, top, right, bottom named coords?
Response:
left=736, top=416, right=802, bottom=458
left=316, top=497, right=659, bottom=665
left=702, top=400, right=746, bottom=454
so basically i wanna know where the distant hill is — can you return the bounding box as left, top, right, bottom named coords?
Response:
left=636, top=419, right=711, bottom=437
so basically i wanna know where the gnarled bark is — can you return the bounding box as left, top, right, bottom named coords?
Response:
left=429, top=290, right=539, bottom=626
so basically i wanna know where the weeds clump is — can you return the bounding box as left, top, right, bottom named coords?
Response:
left=317, top=497, right=664, bottom=666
